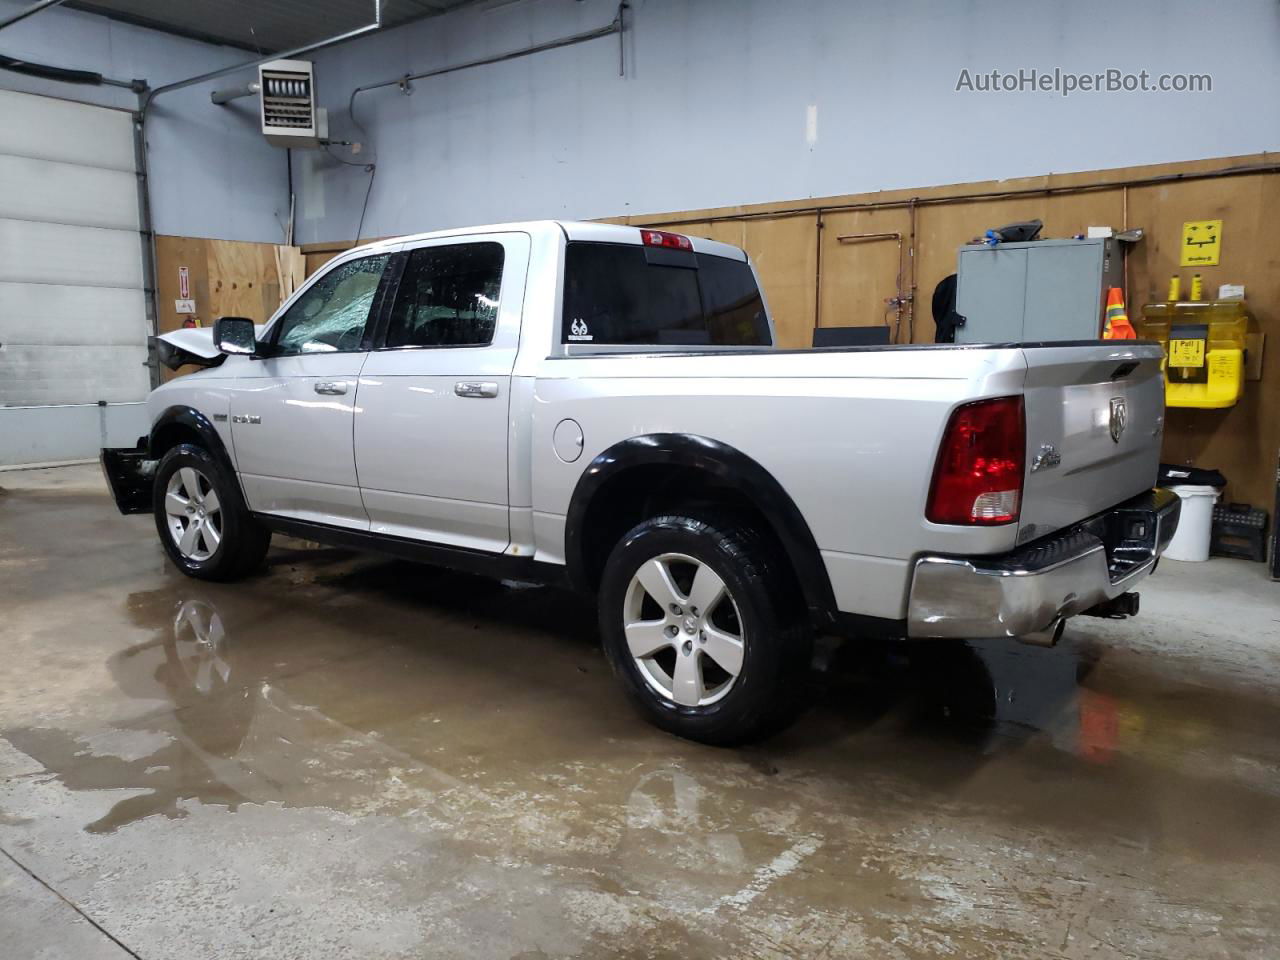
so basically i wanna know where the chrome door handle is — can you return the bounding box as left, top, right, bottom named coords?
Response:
left=454, top=381, right=498, bottom=399
left=314, top=381, right=348, bottom=396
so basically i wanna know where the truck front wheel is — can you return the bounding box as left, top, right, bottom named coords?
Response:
left=598, top=514, right=812, bottom=745
left=153, top=443, right=270, bottom=581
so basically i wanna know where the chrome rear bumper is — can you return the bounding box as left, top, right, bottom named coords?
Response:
left=907, top=488, right=1181, bottom=641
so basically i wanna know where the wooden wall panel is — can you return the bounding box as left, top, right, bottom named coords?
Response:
left=154, top=236, right=214, bottom=382
left=154, top=236, right=211, bottom=336
left=818, top=208, right=912, bottom=341
left=304, top=249, right=344, bottom=277
left=277, top=245, right=307, bottom=303
left=206, top=240, right=281, bottom=324
left=743, top=217, right=819, bottom=349
left=693, top=220, right=748, bottom=249
left=1124, top=173, right=1280, bottom=509
left=154, top=235, right=305, bottom=381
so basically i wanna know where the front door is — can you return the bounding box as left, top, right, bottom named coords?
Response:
left=232, top=252, right=393, bottom=529
left=355, top=233, right=529, bottom=551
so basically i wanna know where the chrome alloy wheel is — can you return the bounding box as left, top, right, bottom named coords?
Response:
left=164, top=467, right=223, bottom=562
left=622, top=552, right=745, bottom=707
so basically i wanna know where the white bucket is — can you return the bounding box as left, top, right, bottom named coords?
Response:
left=1164, top=484, right=1221, bottom=562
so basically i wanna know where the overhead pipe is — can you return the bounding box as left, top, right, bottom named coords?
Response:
left=144, top=0, right=382, bottom=104
left=0, top=50, right=144, bottom=89
left=0, top=0, right=67, bottom=32
left=0, top=0, right=139, bottom=88
left=346, top=1, right=627, bottom=131
left=335, top=2, right=627, bottom=245
left=210, top=81, right=260, bottom=105
left=836, top=232, right=905, bottom=341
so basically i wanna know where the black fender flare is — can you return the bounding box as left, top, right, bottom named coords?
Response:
left=149, top=405, right=234, bottom=469
left=148, top=405, right=255, bottom=511
left=564, top=433, right=837, bottom=626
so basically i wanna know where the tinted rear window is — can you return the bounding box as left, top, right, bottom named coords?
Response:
left=562, top=242, right=770, bottom=346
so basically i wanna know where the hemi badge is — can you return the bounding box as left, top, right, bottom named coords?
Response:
left=213, top=413, right=228, bottom=422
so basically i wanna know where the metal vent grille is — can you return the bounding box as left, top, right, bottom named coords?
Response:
left=261, top=69, right=314, bottom=130
left=258, top=59, right=319, bottom=146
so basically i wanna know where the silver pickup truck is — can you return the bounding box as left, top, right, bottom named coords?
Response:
left=102, top=220, right=1179, bottom=744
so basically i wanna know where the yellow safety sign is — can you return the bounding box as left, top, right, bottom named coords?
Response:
left=1169, top=337, right=1206, bottom=367
left=1180, top=219, right=1222, bottom=266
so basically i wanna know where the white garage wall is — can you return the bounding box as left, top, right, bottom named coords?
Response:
left=0, top=0, right=289, bottom=243
left=293, top=0, right=1280, bottom=244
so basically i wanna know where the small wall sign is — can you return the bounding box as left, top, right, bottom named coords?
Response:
left=1180, top=220, right=1222, bottom=266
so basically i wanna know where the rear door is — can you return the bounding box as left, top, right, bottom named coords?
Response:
left=1017, top=344, right=1165, bottom=543
left=232, top=251, right=394, bottom=529
left=353, top=232, right=530, bottom=551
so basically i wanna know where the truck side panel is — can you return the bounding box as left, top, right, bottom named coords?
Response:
left=528, top=349, right=1030, bottom=620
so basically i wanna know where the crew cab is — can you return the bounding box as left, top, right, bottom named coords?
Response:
left=102, top=220, right=1179, bottom=744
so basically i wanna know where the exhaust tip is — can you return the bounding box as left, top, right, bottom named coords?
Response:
left=1018, top=618, right=1066, bottom=647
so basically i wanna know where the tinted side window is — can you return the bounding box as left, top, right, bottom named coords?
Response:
left=561, top=242, right=769, bottom=346
left=698, top=254, right=770, bottom=346
left=273, top=254, right=389, bottom=356
left=385, top=242, right=505, bottom=348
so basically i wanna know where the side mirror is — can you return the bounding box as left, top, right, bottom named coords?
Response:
left=212, top=316, right=257, bottom=356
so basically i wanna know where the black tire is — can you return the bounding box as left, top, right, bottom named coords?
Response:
left=152, top=443, right=270, bottom=581
left=598, top=513, right=812, bottom=746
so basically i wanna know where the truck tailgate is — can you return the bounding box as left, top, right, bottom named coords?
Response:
left=1018, top=343, right=1165, bottom=544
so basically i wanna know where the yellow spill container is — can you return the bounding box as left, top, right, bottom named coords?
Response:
left=1137, top=300, right=1247, bottom=408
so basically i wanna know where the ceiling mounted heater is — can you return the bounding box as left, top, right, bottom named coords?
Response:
left=259, top=58, right=327, bottom=148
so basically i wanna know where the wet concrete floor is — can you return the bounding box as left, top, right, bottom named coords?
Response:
left=1, top=464, right=1279, bottom=958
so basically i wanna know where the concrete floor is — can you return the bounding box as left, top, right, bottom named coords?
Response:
left=1, top=465, right=1278, bottom=959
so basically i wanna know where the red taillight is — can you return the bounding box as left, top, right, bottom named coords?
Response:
left=640, top=229, right=692, bottom=251
left=926, top=396, right=1026, bottom=526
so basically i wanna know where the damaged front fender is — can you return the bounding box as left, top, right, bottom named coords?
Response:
left=100, top=443, right=155, bottom=515
left=155, top=327, right=225, bottom=371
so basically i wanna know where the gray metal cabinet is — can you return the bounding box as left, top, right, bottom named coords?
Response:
left=955, top=237, right=1121, bottom=344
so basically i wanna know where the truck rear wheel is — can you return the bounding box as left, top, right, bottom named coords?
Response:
left=598, top=514, right=812, bottom=745
left=153, top=443, right=270, bottom=581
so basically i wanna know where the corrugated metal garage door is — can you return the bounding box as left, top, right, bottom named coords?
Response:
left=0, top=89, right=151, bottom=465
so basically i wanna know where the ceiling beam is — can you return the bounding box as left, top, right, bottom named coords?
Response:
left=0, top=0, right=69, bottom=32
left=62, top=2, right=270, bottom=51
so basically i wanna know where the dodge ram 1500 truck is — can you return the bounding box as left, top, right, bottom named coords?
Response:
left=102, top=220, right=1180, bottom=744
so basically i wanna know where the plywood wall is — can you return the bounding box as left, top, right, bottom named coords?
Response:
left=301, top=244, right=348, bottom=278
left=155, top=235, right=305, bottom=379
